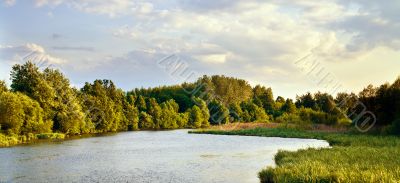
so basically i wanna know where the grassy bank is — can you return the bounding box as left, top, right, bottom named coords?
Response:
left=192, top=127, right=400, bottom=183
left=0, top=133, right=65, bottom=147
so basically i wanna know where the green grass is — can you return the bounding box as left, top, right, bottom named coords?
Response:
left=192, top=128, right=400, bottom=183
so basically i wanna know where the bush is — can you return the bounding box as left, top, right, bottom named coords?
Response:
left=36, top=133, right=65, bottom=139
left=0, top=133, right=19, bottom=147
left=276, top=113, right=303, bottom=124
left=383, top=118, right=400, bottom=135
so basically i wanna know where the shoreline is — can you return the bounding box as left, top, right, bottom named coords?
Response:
left=0, top=128, right=195, bottom=148
left=191, top=126, right=400, bottom=183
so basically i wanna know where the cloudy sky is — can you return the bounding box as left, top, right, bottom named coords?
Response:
left=1, top=0, right=399, bottom=99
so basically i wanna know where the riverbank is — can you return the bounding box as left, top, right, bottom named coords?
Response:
left=192, top=127, right=400, bottom=182
left=0, top=129, right=191, bottom=148
left=0, top=133, right=65, bottom=147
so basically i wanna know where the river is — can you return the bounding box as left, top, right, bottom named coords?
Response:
left=0, top=130, right=328, bottom=183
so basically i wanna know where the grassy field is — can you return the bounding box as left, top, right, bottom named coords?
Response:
left=192, top=127, right=400, bottom=183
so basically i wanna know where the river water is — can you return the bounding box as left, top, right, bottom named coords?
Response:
left=0, top=130, right=328, bottom=183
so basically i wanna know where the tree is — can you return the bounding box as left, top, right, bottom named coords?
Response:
left=10, top=61, right=42, bottom=95
left=240, top=101, right=269, bottom=122
left=359, top=84, right=377, bottom=98
left=81, top=80, right=124, bottom=132
left=275, top=96, right=285, bottom=110
left=10, top=62, right=56, bottom=121
left=208, top=100, right=229, bottom=125
left=147, top=98, right=162, bottom=129
left=188, top=106, right=203, bottom=128
left=43, top=68, right=87, bottom=134
left=335, top=92, right=358, bottom=114
left=193, top=97, right=210, bottom=128
left=123, top=99, right=139, bottom=131
left=136, top=95, right=147, bottom=112
left=281, top=99, right=297, bottom=113
left=0, top=92, right=51, bottom=135
left=0, top=80, right=7, bottom=94
left=195, top=75, right=253, bottom=105
left=314, top=92, right=336, bottom=114
left=229, top=103, right=243, bottom=122
left=295, top=92, right=316, bottom=109
left=139, top=111, right=154, bottom=129
left=253, top=85, right=275, bottom=113
left=176, top=112, right=189, bottom=128
left=160, top=99, right=179, bottom=129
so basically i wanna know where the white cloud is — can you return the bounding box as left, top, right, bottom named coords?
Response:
left=33, top=0, right=156, bottom=17
left=3, top=0, right=400, bottom=97
left=0, top=43, right=66, bottom=66
left=195, top=54, right=227, bottom=64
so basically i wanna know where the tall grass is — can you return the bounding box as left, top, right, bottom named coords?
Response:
left=193, top=127, right=400, bottom=183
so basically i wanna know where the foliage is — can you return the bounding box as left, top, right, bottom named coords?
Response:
left=253, top=85, right=275, bottom=113
left=0, top=133, right=19, bottom=147
left=36, top=133, right=65, bottom=139
left=0, top=80, right=7, bottom=94
left=43, top=68, right=87, bottom=134
left=240, top=101, right=269, bottom=122
left=281, top=99, right=296, bottom=114
left=208, top=99, right=229, bottom=125
left=81, top=80, right=125, bottom=132
left=0, top=92, right=52, bottom=135
left=187, top=105, right=203, bottom=128
left=228, top=103, right=243, bottom=122
left=138, top=111, right=154, bottom=129
left=195, top=75, right=253, bottom=105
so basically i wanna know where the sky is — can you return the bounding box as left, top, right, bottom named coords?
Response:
left=0, top=0, right=399, bottom=99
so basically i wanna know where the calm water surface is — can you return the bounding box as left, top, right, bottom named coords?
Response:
left=0, top=130, right=328, bottom=183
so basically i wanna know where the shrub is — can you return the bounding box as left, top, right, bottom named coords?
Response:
left=36, top=133, right=65, bottom=139
left=275, top=113, right=303, bottom=124
left=0, top=133, right=20, bottom=147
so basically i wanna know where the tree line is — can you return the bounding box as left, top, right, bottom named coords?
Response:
left=0, top=62, right=399, bottom=136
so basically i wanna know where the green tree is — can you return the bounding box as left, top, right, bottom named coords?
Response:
left=0, top=92, right=51, bottom=135
left=136, top=95, right=147, bottom=112
left=314, top=92, right=337, bottom=114
left=188, top=106, right=203, bottom=128
left=123, top=99, right=139, bottom=131
left=208, top=99, right=229, bottom=125
left=295, top=92, right=316, bottom=109
left=147, top=98, right=162, bottom=129
left=81, top=80, right=124, bottom=132
left=139, top=111, right=154, bottom=129
left=0, top=80, right=7, bottom=94
left=195, top=75, right=253, bottom=105
left=10, top=62, right=56, bottom=121
left=43, top=68, right=86, bottom=134
left=193, top=97, right=210, bottom=128
left=240, top=101, right=269, bottom=122
left=176, top=112, right=189, bottom=128
left=253, top=85, right=275, bottom=113
left=282, top=99, right=297, bottom=114
left=160, top=99, right=179, bottom=129
left=229, top=103, right=243, bottom=122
